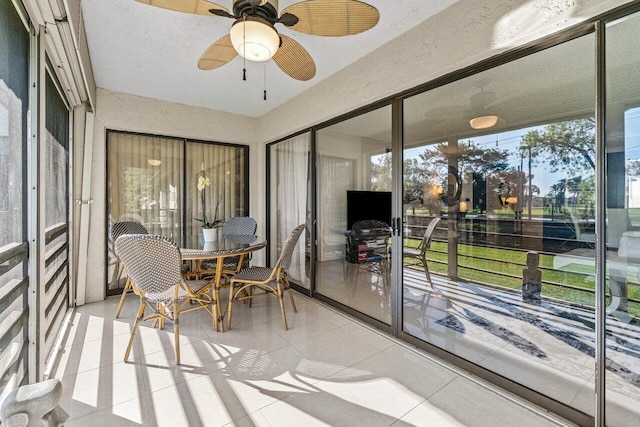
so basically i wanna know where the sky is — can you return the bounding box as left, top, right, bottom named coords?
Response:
left=398, top=108, right=640, bottom=198
left=402, top=125, right=566, bottom=196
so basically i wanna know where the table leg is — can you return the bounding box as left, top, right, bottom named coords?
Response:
left=214, top=257, right=225, bottom=332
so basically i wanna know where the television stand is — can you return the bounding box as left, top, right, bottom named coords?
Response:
left=345, top=226, right=390, bottom=265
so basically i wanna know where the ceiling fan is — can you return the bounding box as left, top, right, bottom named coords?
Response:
left=136, top=0, right=380, bottom=82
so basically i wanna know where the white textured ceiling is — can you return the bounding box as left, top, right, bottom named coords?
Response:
left=80, top=0, right=457, bottom=117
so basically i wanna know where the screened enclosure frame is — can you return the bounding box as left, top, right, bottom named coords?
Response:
left=0, top=0, right=75, bottom=391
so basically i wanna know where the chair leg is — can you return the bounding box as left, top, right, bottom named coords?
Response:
left=173, top=298, right=180, bottom=365
left=158, top=303, right=166, bottom=329
left=421, top=256, right=432, bottom=287
left=115, top=278, right=132, bottom=318
left=211, top=291, right=217, bottom=332
left=124, top=300, right=145, bottom=362
left=227, top=282, right=235, bottom=330
left=284, top=275, right=297, bottom=313
left=276, top=282, right=288, bottom=331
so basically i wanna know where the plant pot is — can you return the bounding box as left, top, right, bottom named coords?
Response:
left=202, top=227, right=217, bottom=242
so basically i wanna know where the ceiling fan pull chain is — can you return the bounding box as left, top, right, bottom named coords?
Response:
left=243, top=14, right=247, bottom=81
left=263, top=63, right=267, bottom=101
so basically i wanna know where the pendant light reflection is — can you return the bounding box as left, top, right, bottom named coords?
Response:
left=469, top=115, right=499, bottom=130
left=148, top=146, right=162, bottom=167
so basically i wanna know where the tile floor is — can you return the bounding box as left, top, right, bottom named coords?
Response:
left=315, top=259, right=640, bottom=426
left=53, top=289, right=574, bottom=426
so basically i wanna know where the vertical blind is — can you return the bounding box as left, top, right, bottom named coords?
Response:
left=106, top=131, right=249, bottom=293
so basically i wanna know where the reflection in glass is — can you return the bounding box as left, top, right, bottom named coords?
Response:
left=403, top=34, right=597, bottom=417
left=605, top=12, right=640, bottom=427
left=316, top=106, right=392, bottom=324
left=268, top=134, right=311, bottom=289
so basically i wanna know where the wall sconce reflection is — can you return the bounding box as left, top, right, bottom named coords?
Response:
left=459, top=198, right=470, bottom=213
left=498, top=194, right=518, bottom=207
left=458, top=198, right=470, bottom=218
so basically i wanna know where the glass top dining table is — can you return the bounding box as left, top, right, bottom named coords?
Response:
left=180, top=234, right=267, bottom=332
left=180, top=234, right=267, bottom=260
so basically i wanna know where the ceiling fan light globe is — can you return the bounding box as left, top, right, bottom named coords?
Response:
left=230, top=19, right=280, bottom=62
left=469, top=115, right=498, bottom=130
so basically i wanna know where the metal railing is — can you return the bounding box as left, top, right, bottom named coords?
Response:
left=43, top=223, right=69, bottom=360
left=0, top=242, right=30, bottom=396
left=404, top=216, right=640, bottom=312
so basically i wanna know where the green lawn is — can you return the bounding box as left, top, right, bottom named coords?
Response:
left=403, top=239, right=640, bottom=318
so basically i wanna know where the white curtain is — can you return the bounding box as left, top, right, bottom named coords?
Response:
left=107, top=133, right=184, bottom=238
left=271, top=134, right=310, bottom=288
left=186, top=141, right=247, bottom=238
left=106, top=133, right=184, bottom=290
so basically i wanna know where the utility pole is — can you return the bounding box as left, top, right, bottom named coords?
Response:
left=528, top=145, right=532, bottom=220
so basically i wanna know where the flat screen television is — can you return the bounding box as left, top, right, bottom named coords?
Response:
left=346, top=190, right=392, bottom=230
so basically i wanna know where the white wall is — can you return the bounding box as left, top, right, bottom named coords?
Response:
left=85, top=89, right=258, bottom=303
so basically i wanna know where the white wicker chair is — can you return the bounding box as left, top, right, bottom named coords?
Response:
left=200, top=216, right=258, bottom=277
left=227, top=224, right=306, bottom=331
left=110, top=221, right=149, bottom=318
left=222, top=217, right=258, bottom=235
left=115, top=234, right=216, bottom=364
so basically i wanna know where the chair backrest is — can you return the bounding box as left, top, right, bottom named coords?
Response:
left=110, top=221, right=149, bottom=240
left=419, top=217, right=441, bottom=256
left=223, top=217, right=257, bottom=236
left=114, top=234, right=182, bottom=295
left=569, top=211, right=595, bottom=242
left=275, top=224, right=306, bottom=270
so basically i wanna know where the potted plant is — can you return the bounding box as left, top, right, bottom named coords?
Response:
left=195, top=173, right=224, bottom=241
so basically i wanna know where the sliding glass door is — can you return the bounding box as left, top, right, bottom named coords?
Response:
left=315, top=106, right=393, bottom=324
left=605, top=11, right=640, bottom=427
left=402, top=33, right=597, bottom=418
left=264, top=7, right=640, bottom=423
left=106, top=131, right=249, bottom=295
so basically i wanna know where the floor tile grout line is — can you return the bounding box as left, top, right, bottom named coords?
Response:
left=300, top=293, right=577, bottom=427
left=65, top=291, right=576, bottom=426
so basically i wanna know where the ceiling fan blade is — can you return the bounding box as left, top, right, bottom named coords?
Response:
left=272, top=35, right=316, bottom=81
left=198, top=34, right=237, bottom=70
left=281, top=0, right=379, bottom=36
left=209, top=8, right=235, bottom=18
left=135, top=0, right=229, bottom=17
left=276, top=12, right=299, bottom=27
